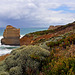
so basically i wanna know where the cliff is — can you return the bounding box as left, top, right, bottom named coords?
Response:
left=48, top=25, right=62, bottom=30
left=20, top=22, right=75, bottom=45
left=1, top=25, right=20, bottom=46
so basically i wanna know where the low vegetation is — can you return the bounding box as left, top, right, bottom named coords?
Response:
left=0, top=45, right=50, bottom=75
left=0, top=22, right=75, bottom=75
left=46, top=33, right=75, bottom=48
left=25, top=22, right=75, bottom=37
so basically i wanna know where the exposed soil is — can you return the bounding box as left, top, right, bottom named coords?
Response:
left=0, top=54, right=10, bottom=62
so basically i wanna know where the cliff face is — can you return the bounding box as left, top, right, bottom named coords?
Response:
left=48, top=25, right=62, bottom=30
left=1, top=25, right=20, bottom=46
left=20, top=35, right=33, bottom=45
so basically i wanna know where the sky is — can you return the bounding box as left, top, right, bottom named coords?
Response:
left=0, top=0, right=75, bottom=28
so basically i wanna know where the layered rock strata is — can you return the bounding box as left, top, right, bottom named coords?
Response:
left=1, top=25, right=20, bottom=46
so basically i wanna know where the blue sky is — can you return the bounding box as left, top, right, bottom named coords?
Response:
left=52, top=5, right=75, bottom=13
left=0, top=0, right=75, bottom=28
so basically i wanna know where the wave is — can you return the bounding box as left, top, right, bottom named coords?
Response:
left=20, top=35, right=24, bottom=38
left=0, top=49, right=12, bottom=56
left=0, top=36, right=3, bottom=40
left=0, top=36, right=20, bottom=56
left=0, top=36, right=3, bottom=45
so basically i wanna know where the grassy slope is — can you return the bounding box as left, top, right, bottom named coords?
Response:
left=40, top=32, right=75, bottom=75
left=25, top=22, right=75, bottom=36
left=20, top=22, right=75, bottom=75
left=0, top=22, right=75, bottom=75
left=20, top=22, right=75, bottom=45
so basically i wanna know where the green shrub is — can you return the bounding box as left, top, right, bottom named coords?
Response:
left=0, top=61, right=7, bottom=72
left=46, top=33, right=75, bottom=49
left=9, top=66, right=23, bottom=75
left=0, top=72, right=9, bottom=75
left=5, top=55, right=18, bottom=70
left=43, top=57, right=75, bottom=75
left=39, top=42, right=50, bottom=50
left=3, top=45, right=50, bottom=75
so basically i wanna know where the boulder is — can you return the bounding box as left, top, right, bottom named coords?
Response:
left=1, top=25, right=20, bottom=46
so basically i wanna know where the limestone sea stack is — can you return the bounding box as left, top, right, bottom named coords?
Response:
left=1, top=25, right=20, bottom=46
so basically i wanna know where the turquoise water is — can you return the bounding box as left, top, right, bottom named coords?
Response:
left=0, top=28, right=47, bottom=36
left=0, top=27, right=47, bottom=56
left=0, top=28, right=4, bottom=36
left=20, top=28, right=47, bottom=35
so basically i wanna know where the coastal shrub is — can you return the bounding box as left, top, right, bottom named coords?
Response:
left=37, top=38, right=46, bottom=43
left=31, top=30, right=55, bottom=35
left=46, top=37, right=64, bottom=48
left=0, top=61, right=7, bottom=72
left=46, top=33, right=75, bottom=49
left=26, top=29, right=55, bottom=37
left=0, top=72, right=9, bottom=75
left=39, top=36, right=64, bottom=50
left=39, top=42, right=50, bottom=50
left=4, top=45, right=50, bottom=75
left=5, top=55, right=18, bottom=70
left=9, top=66, right=23, bottom=75
left=42, top=57, right=75, bottom=75
left=0, top=61, right=9, bottom=75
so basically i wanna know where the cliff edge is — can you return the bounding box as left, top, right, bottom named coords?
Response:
left=20, top=22, right=75, bottom=46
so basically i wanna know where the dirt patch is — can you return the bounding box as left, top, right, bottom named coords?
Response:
left=0, top=54, right=10, bottom=62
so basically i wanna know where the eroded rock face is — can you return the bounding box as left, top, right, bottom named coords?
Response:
left=1, top=25, right=20, bottom=46
left=48, top=25, right=62, bottom=30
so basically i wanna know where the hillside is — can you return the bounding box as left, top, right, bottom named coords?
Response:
left=0, top=22, right=75, bottom=75
left=20, top=22, right=75, bottom=45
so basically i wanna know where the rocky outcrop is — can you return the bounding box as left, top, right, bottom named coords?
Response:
left=1, top=25, right=20, bottom=46
left=20, top=35, right=33, bottom=45
left=48, top=25, right=62, bottom=30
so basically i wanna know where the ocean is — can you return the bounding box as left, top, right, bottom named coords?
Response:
left=0, top=27, right=47, bottom=56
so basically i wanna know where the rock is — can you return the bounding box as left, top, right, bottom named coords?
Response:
left=20, top=35, right=33, bottom=45
left=1, top=25, right=20, bottom=46
left=48, top=25, right=62, bottom=30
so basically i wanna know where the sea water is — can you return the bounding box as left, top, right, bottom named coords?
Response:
left=0, top=27, right=47, bottom=56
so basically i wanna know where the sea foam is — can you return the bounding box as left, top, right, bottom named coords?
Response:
left=0, top=36, right=20, bottom=56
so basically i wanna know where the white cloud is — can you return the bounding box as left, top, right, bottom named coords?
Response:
left=0, top=0, right=75, bottom=27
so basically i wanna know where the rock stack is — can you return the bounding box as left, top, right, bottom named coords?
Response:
left=1, top=25, right=20, bottom=46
